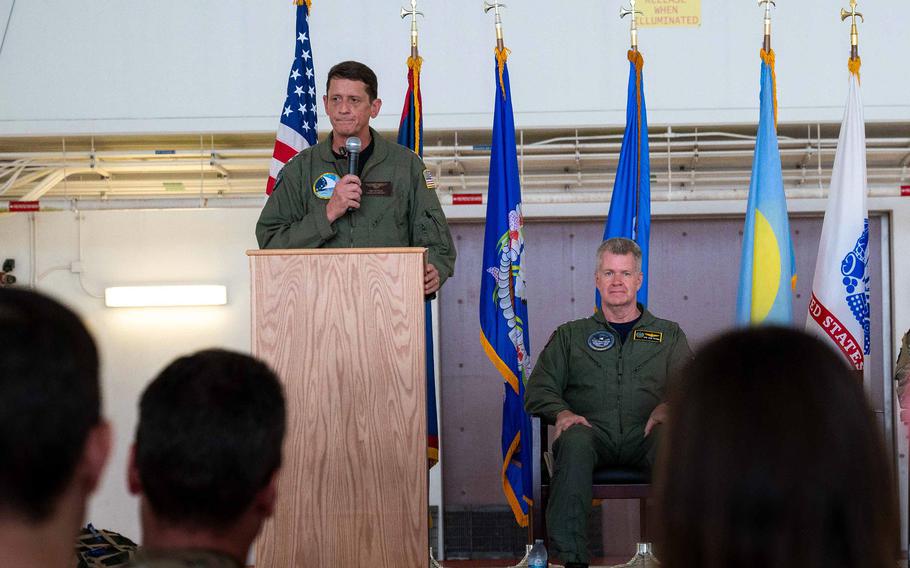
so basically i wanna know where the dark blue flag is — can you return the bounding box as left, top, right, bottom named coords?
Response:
left=479, top=47, right=532, bottom=527
left=599, top=50, right=651, bottom=308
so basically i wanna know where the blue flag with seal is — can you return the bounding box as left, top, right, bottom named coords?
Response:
left=479, top=47, right=533, bottom=527
left=736, top=49, right=796, bottom=325
left=396, top=54, right=439, bottom=468
left=599, top=49, right=651, bottom=308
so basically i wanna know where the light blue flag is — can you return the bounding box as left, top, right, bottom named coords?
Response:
left=736, top=50, right=796, bottom=325
left=479, top=48, right=532, bottom=527
left=599, top=50, right=651, bottom=308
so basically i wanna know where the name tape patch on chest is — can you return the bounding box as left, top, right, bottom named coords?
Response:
left=633, top=330, right=664, bottom=344
left=363, top=181, right=393, bottom=197
left=587, top=331, right=615, bottom=352
left=312, top=172, right=339, bottom=200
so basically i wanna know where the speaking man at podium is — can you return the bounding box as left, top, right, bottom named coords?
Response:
left=256, top=60, right=456, bottom=296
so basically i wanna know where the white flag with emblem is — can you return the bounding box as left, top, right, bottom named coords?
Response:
left=806, top=64, right=870, bottom=375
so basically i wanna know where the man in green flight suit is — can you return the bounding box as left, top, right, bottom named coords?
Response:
left=525, top=237, right=692, bottom=568
left=256, top=60, right=456, bottom=296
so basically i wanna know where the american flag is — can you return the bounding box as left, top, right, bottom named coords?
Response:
left=266, top=0, right=318, bottom=195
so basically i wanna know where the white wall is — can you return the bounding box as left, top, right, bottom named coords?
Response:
left=0, top=0, right=908, bottom=135
left=0, top=209, right=258, bottom=539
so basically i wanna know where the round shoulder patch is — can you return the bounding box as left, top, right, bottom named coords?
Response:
left=587, top=331, right=615, bottom=352
left=313, top=172, right=339, bottom=199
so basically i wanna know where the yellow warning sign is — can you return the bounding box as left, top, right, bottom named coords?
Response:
left=638, top=0, right=701, bottom=28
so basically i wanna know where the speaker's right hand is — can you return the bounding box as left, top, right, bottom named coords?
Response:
left=326, top=174, right=362, bottom=222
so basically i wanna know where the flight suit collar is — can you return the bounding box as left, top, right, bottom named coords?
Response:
left=594, top=303, right=656, bottom=330
left=317, top=127, right=390, bottom=179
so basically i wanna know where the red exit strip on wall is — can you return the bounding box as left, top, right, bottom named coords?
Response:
left=8, top=201, right=40, bottom=212
left=901, top=185, right=910, bottom=197
left=452, top=194, right=483, bottom=205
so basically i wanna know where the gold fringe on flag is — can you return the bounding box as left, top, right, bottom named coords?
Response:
left=408, top=55, right=424, bottom=153
left=848, top=56, right=861, bottom=83
left=629, top=49, right=645, bottom=213
left=495, top=46, right=511, bottom=101
left=760, top=48, right=778, bottom=129
left=295, top=0, right=311, bottom=9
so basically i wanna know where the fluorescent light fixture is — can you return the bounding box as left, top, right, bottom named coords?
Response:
left=104, top=285, right=227, bottom=308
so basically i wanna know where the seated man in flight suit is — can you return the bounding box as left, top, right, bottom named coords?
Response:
left=525, top=237, right=692, bottom=568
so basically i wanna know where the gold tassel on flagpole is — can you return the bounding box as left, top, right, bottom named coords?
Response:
left=848, top=56, right=862, bottom=81
left=294, top=0, right=311, bottom=9
left=757, top=0, right=778, bottom=129
left=629, top=49, right=645, bottom=214
left=485, top=0, right=509, bottom=98
left=760, top=48, right=779, bottom=130
left=841, top=0, right=864, bottom=82
left=408, top=55, right=424, bottom=151
left=495, top=46, right=511, bottom=100
left=483, top=0, right=511, bottom=99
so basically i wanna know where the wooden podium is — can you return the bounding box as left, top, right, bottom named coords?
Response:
left=248, top=248, right=429, bottom=568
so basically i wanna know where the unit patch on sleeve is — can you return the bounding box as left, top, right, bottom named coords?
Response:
left=423, top=169, right=438, bottom=190
left=633, top=330, right=664, bottom=344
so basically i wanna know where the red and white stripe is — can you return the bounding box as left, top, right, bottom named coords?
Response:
left=266, top=123, right=311, bottom=195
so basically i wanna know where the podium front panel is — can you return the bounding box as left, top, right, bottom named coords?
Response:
left=250, top=249, right=428, bottom=568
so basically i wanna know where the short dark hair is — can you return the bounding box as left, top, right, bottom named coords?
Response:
left=656, top=327, right=898, bottom=568
left=0, top=289, right=100, bottom=522
left=326, top=60, right=378, bottom=101
left=135, top=349, right=286, bottom=528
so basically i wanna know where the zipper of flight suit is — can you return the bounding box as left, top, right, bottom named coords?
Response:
left=350, top=157, right=382, bottom=247
left=616, top=333, right=624, bottom=435
left=334, top=159, right=356, bottom=247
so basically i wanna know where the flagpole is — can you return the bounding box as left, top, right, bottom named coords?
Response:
left=758, top=0, right=779, bottom=128
left=759, top=0, right=775, bottom=52
left=620, top=0, right=643, bottom=52
left=483, top=0, right=506, bottom=51
left=400, top=0, right=423, bottom=59
left=840, top=0, right=863, bottom=63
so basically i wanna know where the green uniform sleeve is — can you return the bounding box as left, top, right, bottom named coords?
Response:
left=524, top=330, right=572, bottom=424
left=409, top=162, right=456, bottom=285
left=255, top=162, right=337, bottom=249
left=896, top=330, right=910, bottom=397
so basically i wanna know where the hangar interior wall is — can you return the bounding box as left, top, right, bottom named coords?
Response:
left=0, top=207, right=900, bottom=557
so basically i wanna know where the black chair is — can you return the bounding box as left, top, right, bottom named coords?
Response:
left=530, top=416, right=652, bottom=544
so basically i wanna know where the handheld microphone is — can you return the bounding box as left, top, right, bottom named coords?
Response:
left=345, top=137, right=362, bottom=216
left=345, top=136, right=362, bottom=176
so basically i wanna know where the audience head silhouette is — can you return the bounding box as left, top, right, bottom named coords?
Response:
left=129, top=348, right=286, bottom=565
left=0, top=289, right=110, bottom=568
left=656, top=326, right=897, bottom=568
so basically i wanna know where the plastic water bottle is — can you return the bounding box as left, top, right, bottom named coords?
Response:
left=528, top=539, right=548, bottom=568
